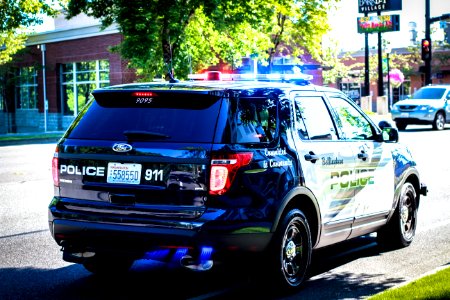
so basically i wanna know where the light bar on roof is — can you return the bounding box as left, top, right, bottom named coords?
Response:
left=188, top=73, right=206, bottom=80
left=188, top=71, right=313, bottom=82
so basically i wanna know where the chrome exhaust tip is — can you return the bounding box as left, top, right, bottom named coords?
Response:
left=180, top=255, right=213, bottom=271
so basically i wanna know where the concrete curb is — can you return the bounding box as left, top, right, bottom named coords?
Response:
left=0, top=132, right=64, bottom=146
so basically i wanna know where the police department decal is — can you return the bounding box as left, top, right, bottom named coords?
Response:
left=112, top=143, right=133, bottom=153
left=322, top=157, right=344, bottom=165
left=263, top=148, right=293, bottom=168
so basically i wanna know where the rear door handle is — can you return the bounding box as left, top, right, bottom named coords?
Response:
left=304, top=151, right=319, bottom=163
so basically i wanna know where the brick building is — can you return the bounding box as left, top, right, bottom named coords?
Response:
left=0, top=14, right=135, bottom=134
left=334, top=46, right=450, bottom=110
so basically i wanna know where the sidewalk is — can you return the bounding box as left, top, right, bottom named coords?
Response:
left=0, top=131, right=65, bottom=146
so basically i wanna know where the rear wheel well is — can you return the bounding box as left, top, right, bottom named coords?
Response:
left=405, top=174, right=421, bottom=208
left=281, top=194, right=320, bottom=247
left=436, top=109, right=446, bottom=118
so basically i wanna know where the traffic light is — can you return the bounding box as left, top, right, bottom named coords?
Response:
left=421, top=38, right=432, bottom=61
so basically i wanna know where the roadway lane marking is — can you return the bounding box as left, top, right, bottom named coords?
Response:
left=0, top=229, right=48, bottom=239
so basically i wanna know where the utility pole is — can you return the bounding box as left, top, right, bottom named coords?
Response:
left=364, top=13, right=370, bottom=97
left=424, top=0, right=450, bottom=85
left=377, top=12, right=384, bottom=97
left=424, top=0, right=431, bottom=85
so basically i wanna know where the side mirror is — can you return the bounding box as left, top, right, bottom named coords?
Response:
left=378, top=120, right=399, bottom=143
left=378, top=120, right=392, bottom=129
left=382, top=127, right=399, bottom=142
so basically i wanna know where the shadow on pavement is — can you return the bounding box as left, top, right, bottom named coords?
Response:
left=0, top=235, right=406, bottom=300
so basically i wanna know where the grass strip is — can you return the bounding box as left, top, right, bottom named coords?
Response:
left=0, top=133, right=62, bottom=141
left=369, top=266, right=450, bottom=299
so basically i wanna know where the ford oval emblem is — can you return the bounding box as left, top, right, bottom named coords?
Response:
left=112, top=143, right=133, bottom=153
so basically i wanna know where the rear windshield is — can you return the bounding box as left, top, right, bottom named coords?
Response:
left=412, top=88, right=446, bottom=100
left=66, top=92, right=222, bottom=143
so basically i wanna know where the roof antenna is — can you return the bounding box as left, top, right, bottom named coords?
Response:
left=166, top=68, right=179, bottom=83
left=163, top=36, right=179, bottom=83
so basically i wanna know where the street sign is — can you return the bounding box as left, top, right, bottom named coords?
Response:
left=358, top=0, right=402, bottom=14
left=357, top=14, right=400, bottom=34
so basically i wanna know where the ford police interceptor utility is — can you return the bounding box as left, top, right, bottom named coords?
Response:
left=49, top=72, right=427, bottom=290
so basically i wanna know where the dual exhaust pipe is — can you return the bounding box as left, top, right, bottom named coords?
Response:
left=63, top=249, right=214, bottom=272
left=180, top=255, right=214, bottom=271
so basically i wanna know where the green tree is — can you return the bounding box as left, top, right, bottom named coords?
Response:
left=65, top=0, right=338, bottom=80
left=321, top=37, right=423, bottom=89
left=321, top=39, right=359, bottom=85
left=0, top=0, right=58, bottom=64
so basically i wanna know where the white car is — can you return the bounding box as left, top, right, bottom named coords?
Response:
left=391, top=84, right=450, bottom=130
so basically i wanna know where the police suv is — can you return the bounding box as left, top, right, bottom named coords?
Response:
left=49, top=73, right=427, bottom=290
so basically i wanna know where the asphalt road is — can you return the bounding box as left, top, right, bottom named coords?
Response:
left=0, top=126, right=449, bottom=299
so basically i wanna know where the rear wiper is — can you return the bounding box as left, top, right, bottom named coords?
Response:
left=123, top=130, right=171, bottom=141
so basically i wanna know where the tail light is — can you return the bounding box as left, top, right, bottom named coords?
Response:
left=209, top=153, right=253, bottom=195
left=132, top=92, right=157, bottom=97
left=52, top=147, right=59, bottom=187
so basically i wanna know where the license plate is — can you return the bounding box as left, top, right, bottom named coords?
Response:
left=107, top=162, right=142, bottom=185
left=401, top=112, right=409, bottom=117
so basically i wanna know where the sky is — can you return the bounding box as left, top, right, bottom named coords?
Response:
left=325, top=0, right=450, bottom=51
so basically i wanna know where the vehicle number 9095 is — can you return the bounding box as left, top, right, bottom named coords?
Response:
left=136, top=97, right=153, bottom=104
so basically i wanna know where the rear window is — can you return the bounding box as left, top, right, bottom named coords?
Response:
left=412, top=87, right=446, bottom=100
left=66, top=92, right=222, bottom=143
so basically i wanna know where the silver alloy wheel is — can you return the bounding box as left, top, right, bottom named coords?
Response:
left=434, top=112, right=445, bottom=130
left=281, top=218, right=304, bottom=285
left=399, top=186, right=416, bottom=242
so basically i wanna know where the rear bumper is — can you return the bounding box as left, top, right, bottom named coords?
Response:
left=391, top=111, right=436, bottom=124
left=49, top=215, right=273, bottom=262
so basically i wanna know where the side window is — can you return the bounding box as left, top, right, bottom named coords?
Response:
left=445, top=89, right=450, bottom=100
left=328, top=96, right=374, bottom=140
left=294, top=102, right=309, bottom=140
left=294, top=96, right=338, bottom=140
left=231, top=97, right=277, bottom=143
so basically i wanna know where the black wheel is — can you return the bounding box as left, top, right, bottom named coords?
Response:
left=395, top=121, right=407, bottom=131
left=377, top=182, right=417, bottom=249
left=83, top=253, right=134, bottom=275
left=269, top=209, right=312, bottom=290
left=432, top=112, right=445, bottom=130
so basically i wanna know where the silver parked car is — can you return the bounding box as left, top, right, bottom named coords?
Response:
left=391, top=84, right=450, bottom=130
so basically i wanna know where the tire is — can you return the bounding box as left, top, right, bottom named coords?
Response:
left=432, top=112, right=445, bottom=130
left=395, top=121, right=407, bottom=131
left=377, top=182, right=417, bottom=249
left=82, top=253, right=134, bottom=275
left=268, top=209, right=312, bottom=290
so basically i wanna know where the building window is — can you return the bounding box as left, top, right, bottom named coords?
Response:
left=16, top=66, right=38, bottom=109
left=61, top=60, right=110, bottom=116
